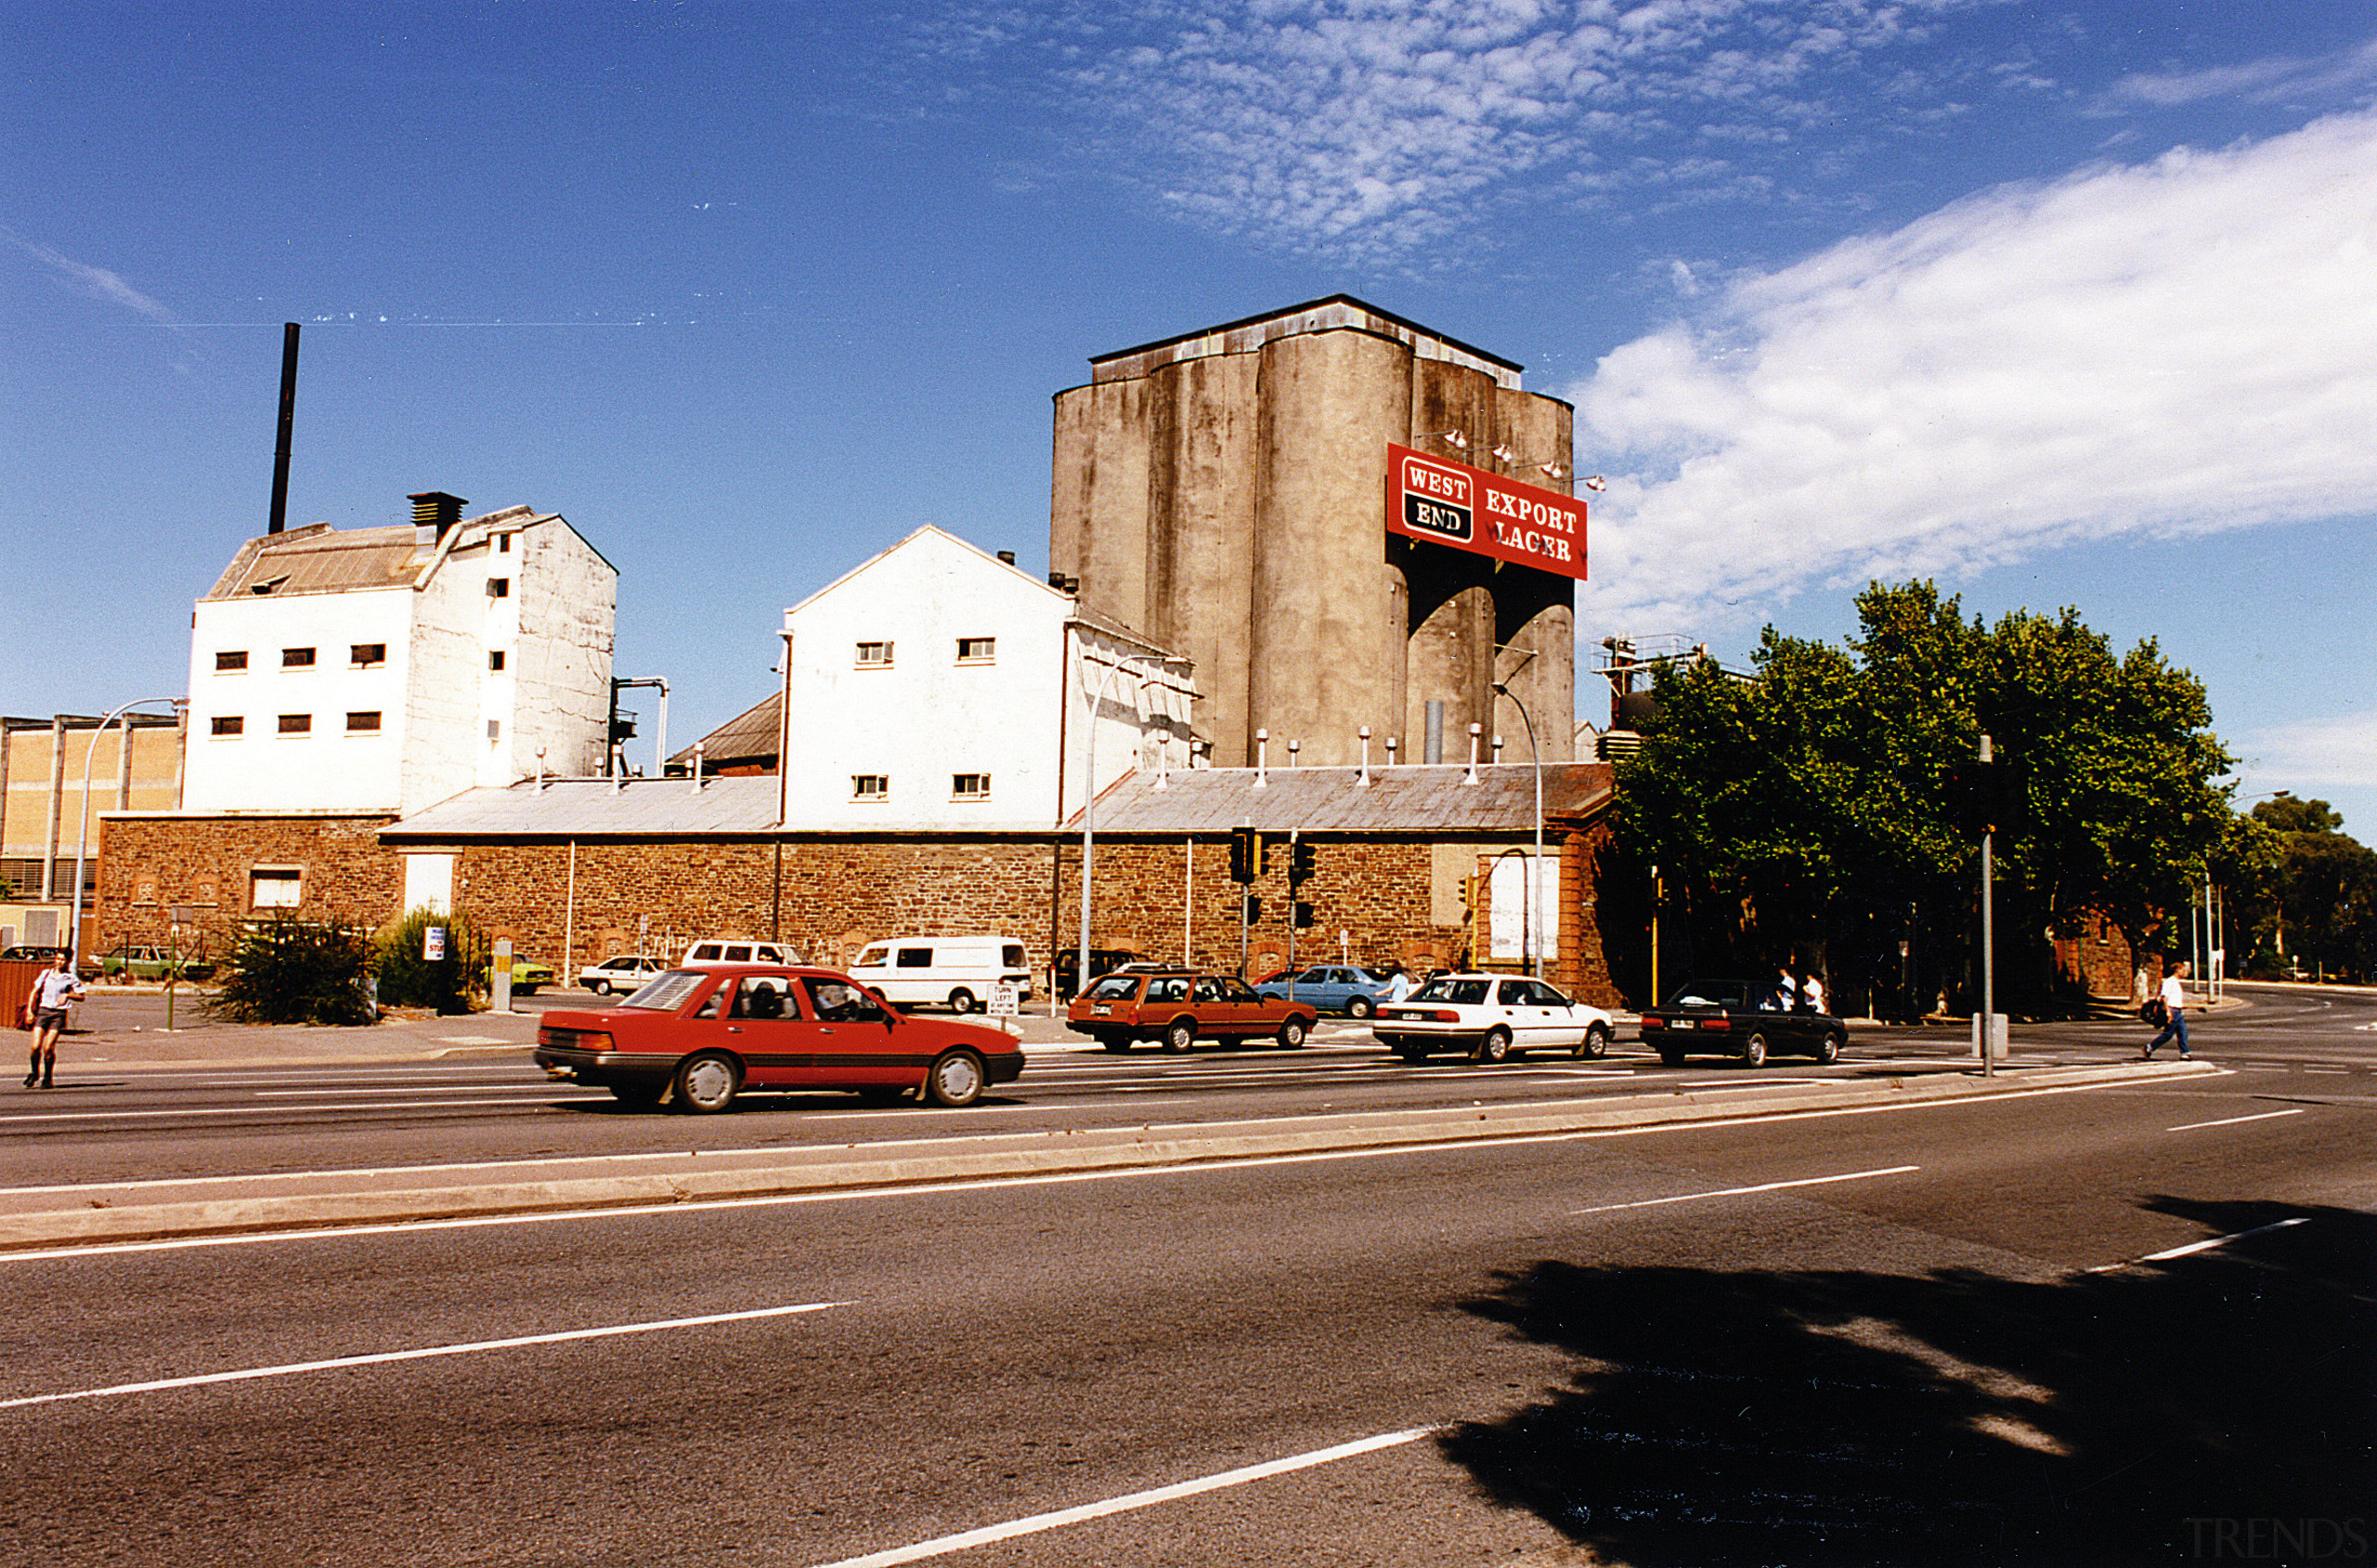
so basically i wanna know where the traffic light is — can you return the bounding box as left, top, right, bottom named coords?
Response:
left=1952, top=759, right=2026, bottom=835
left=1229, top=825, right=1266, bottom=883
left=1289, top=839, right=1318, bottom=886
left=1242, top=895, right=1263, bottom=924
left=1292, top=901, right=1316, bottom=929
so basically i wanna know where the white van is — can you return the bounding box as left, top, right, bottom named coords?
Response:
left=850, top=936, right=1032, bottom=1013
left=681, top=939, right=799, bottom=967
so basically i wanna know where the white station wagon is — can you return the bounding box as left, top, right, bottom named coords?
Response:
left=1371, top=972, right=1615, bottom=1064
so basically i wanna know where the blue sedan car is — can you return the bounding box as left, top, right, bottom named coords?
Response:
left=1255, top=965, right=1397, bottom=1018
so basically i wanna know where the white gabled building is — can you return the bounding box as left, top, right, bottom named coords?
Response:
left=767, top=526, right=1197, bottom=830
left=181, top=493, right=616, bottom=816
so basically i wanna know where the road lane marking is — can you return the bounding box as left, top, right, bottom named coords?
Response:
left=1575, top=1166, right=1918, bottom=1213
left=2, top=1078, right=2151, bottom=1262
left=2084, top=1216, right=2312, bottom=1273
left=807, top=1427, right=1434, bottom=1568
left=0, top=1301, right=845, bottom=1409
left=2166, top=1108, right=2307, bottom=1132
left=0, top=1095, right=608, bottom=1123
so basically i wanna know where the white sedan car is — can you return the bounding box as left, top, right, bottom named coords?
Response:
left=1372, top=973, right=1615, bottom=1064
left=576, top=954, right=668, bottom=996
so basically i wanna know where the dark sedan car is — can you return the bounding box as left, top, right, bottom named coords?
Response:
left=1637, top=978, right=1846, bottom=1068
left=533, top=965, right=1025, bottom=1112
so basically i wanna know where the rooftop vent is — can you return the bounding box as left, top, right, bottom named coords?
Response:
left=409, top=491, right=467, bottom=546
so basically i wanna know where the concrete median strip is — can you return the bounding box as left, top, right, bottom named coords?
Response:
left=0, top=1060, right=2214, bottom=1251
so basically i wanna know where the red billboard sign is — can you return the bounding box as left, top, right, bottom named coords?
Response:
left=1386, top=443, right=1586, bottom=580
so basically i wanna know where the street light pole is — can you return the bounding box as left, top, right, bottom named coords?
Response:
left=67, top=698, right=183, bottom=962
left=1491, top=673, right=1545, bottom=979
left=1073, top=634, right=1182, bottom=1004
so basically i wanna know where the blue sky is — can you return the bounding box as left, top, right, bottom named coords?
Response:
left=6, top=1, right=2373, bottom=836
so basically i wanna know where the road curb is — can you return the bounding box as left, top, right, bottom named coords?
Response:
left=0, top=1059, right=2215, bottom=1251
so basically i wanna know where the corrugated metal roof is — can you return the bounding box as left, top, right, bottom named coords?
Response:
left=208, top=526, right=424, bottom=599
left=386, top=776, right=784, bottom=839
left=1065, top=762, right=1613, bottom=836
left=669, top=692, right=782, bottom=769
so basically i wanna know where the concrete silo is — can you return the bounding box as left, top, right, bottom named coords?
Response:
left=1050, top=295, right=1578, bottom=769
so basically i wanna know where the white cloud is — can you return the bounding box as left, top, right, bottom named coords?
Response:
left=2098, top=36, right=2377, bottom=111
left=1064, top=0, right=1968, bottom=265
left=2234, top=712, right=2377, bottom=792
left=5, top=230, right=177, bottom=324
left=1568, top=109, right=2377, bottom=628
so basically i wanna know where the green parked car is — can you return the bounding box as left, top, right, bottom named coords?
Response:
left=81, top=944, right=214, bottom=983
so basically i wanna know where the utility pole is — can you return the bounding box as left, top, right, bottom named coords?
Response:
left=1979, top=734, right=1996, bottom=1078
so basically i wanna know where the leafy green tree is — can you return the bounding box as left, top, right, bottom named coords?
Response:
left=1611, top=580, right=2234, bottom=1014
left=2226, top=796, right=2377, bottom=978
left=209, top=916, right=377, bottom=1026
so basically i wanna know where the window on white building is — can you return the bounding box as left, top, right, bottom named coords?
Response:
left=346, top=711, right=381, bottom=733
left=487, top=719, right=502, bottom=741
left=350, top=643, right=386, bottom=667
left=488, top=650, right=506, bottom=671
left=281, top=647, right=315, bottom=668
left=951, top=773, right=991, bottom=799
left=278, top=714, right=311, bottom=735
left=210, top=716, right=243, bottom=737
left=852, top=774, right=889, bottom=799
left=249, top=867, right=303, bottom=910
left=487, top=577, right=511, bottom=598
left=855, top=641, right=893, bottom=667
left=215, top=650, right=248, bottom=672
left=955, top=636, right=995, bottom=663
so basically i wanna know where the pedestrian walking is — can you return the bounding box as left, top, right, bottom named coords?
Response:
left=23, top=952, right=84, bottom=1089
left=1385, top=965, right=1414, bottom=1004
left=1799, top=970, right=1826, bottom=1015
left=2143, top=959, right=2193, bottom=1060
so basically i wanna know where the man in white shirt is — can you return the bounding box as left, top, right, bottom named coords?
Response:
left=2143, top=960, right=2193, bottom=1060
left=24, top=952, right=84, bottom=1089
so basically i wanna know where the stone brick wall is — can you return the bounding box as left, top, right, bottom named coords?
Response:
left=89, top=815, right=1623, bottom=1006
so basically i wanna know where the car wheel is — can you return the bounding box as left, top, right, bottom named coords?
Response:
left=587, top=979, right=611, bottom=996
left=608, top=1079, right=663, bottom=1108
left=925, top=1049, right=986, bottom=1108
left=1472, top=1027, right=1513, bottom=1066
left=1816, top=1030, right=1843, bottom=1065
left=672, top=1051, right=742, bottom=1113
left=947, top=988, right=978, bottom=1015
left=1163, top=1019, right=1196, bottom=1053
left=1577, top=1022, right=1611, bottom=1059
left=515, top=985, right=540, bottom=996
left=1278, top=1018, right=1308, bottom=1049
left=1741, top=1031, right=1769, bottom=1069
left=1346, top=996, right=1374, bottom=1019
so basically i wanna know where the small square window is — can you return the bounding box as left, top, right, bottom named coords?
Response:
left=278, top=713, right=311, bottom=735
left=955, top=636, right=995, bottom=662
left=249, top=867, right=303, bottom=910
left=210, top=715, right=244, bottom=737
left=855, top=641, right=893, bottom=667
left=852, top=774, right=890, bottom=799
left=214, top=650, right=248, bottom=672
left=497, top=534, right=513, bottom=553
left=350, top=643, right=386, bottom=667
left=487, top=719, right=502, bottom=741
left=488, top=650, right=506, bottom=671
left=487, top=577, right=511, bottom=598
left=951, top=772, right=990, bottom=799
left=281, top=647, right=315, bottom=668
left=345, top=711, right=382, bottom=733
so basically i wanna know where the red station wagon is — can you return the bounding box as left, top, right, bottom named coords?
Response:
left=533, top=965, right=1025, bottom=1113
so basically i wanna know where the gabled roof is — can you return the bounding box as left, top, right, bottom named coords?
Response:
left=199, top=505, right=590, bottom=602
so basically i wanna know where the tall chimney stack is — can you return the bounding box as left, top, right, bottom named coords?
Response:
left=267, top=322, right=300, bottom=535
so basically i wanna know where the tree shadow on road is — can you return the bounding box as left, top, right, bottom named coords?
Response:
left=1440, top=1197, right=2375, bottom=1565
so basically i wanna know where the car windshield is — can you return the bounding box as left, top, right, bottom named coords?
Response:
left=621, top=970, right=708, bottom=1010
left=1667, top=982, right=1746, bottom=1009
left=1412, top=977, right=1490, bottom=1004
left=1083, top=975, right=1141, bottom=1001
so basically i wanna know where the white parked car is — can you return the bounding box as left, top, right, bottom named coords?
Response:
left=577, top=954, right=668, bottom=995
left=1371, top=973, right=1615, bottom=1064
left=849, top=935, right=1032, bottom=1014
left=681, top=939, right=799, bottom=967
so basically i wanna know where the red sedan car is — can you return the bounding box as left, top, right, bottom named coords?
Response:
left=533, top=965, right=1025, bottom=1113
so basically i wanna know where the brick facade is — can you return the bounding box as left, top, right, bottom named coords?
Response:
left=92, top=812, right=1623, bottom=1006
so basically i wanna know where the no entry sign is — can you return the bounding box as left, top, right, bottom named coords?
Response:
left=1387, top=443, right=1587, bottom=579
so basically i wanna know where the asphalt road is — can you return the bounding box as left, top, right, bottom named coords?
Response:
left=1, top=983, right=2369, bottom=1566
